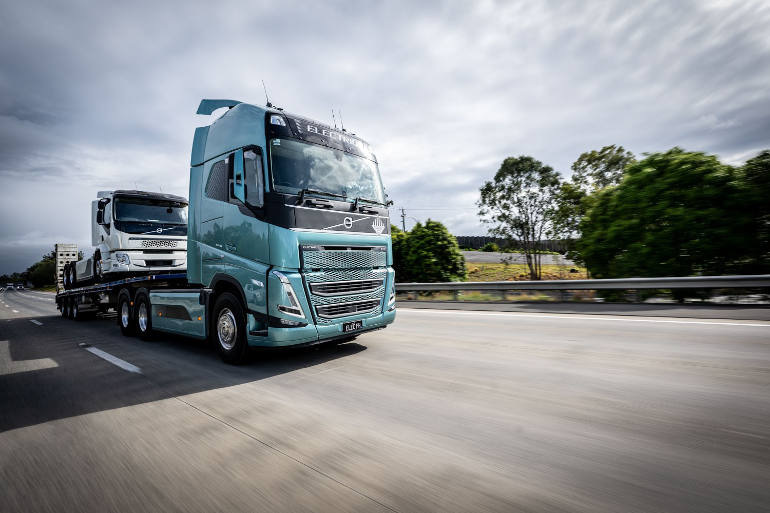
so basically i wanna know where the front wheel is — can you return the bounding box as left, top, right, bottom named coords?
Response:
left=211, top=292, right=249, bottom=365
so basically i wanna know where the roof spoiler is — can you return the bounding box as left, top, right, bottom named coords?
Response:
left=196, top=99, right=241, bottom=115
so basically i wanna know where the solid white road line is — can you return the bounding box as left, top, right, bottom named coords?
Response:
left=30, top=320, right=43, bottom=325
left=85, top=347, right=142, bottom=374
left=12, top=310, right=19, bottom=313
left=398, top=308, right=770, bottom=328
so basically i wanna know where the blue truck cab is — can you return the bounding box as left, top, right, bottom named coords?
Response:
left=172, top=99, right=395, bottom=362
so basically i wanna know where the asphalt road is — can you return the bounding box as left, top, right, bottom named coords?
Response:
left=1, top=287, right=769, bottom=512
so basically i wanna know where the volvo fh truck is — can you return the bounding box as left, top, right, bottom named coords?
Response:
left=56, top=98, right=396, bottom=363
left=62, top=190, right=188, bottom=288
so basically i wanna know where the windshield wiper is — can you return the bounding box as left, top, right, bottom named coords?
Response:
left=296, top=188, right=347, bottom=204
left=352, top=196, right=394, bottom=210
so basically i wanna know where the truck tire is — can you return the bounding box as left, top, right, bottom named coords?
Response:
left=211, top=292, right=249, bottom=365
left=67, top=297, right=75, bottom=319
left=134, top=292, right=154, bottom=341
left=72, top=299, right=80, bottom=321
left=60, top=301, right=67, bottom=318
left=118, top=291, right=135, bottom=336
left=94, top=253, right=104, bottom=283
left=63, top=263, right=70, bottom=289
left=69, top=265, right=77, bottom=289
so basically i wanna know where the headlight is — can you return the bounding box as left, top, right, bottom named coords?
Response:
left=114, top=252, right=130, bottom=265
left=272, top=271, right=305, bottom=319
left=388, top=281, right=396, bottom=309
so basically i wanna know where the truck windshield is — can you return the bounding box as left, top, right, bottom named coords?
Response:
left=114, top=199, right=188, bottom=224
left=270, top=138, right=385, bottom=204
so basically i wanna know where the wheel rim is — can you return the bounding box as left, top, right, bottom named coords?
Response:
left=96, top=260, right=102, bottom=278
left=217, top=308, right=237, bottom=351
left=73, top=303, right=78, bottom=317
left=121, top=301, right=130, bottom=328
left=138, top=302, right=148, bottom=332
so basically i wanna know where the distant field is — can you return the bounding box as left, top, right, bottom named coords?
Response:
left=466, top=262, right=588, bottom=282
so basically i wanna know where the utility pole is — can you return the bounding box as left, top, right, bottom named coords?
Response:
left=400, top=208, right=406, bottom=232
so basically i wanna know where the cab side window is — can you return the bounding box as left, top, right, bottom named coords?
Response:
left=205, top=159, right=229, bottom=202
left=243, top=149, right=264, bottom=208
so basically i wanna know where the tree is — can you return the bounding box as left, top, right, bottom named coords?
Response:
left=739, top=150, right=770, bottom=273
left=478, top=156, right=561, bottom=280
left=571, top=144, right=635, bottom=191
left=397, top=220, right=466, bottom=282
left=26, top=251, right=57, bottom=288
left=553, top=145, right=635, bottom=259
left=577, top=147, right=751, bottom=279
left=390, top=224, right=410, bottom=282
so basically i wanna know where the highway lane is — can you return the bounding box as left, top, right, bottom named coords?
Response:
left=1, top=289, right=769, bottom=512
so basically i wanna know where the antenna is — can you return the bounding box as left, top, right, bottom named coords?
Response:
left=331, top=109, right=337, bottom=129
left=339, top=109, right=346, bottom=132
left=262, top=80, right=273, bottom=108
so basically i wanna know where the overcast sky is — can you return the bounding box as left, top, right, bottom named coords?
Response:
left=1, top=0, right=769, bottom=274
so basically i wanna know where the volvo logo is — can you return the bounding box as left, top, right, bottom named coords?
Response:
left=372, top=217, right=385, bottom=234
left=343, top=217, right=354, bottom=229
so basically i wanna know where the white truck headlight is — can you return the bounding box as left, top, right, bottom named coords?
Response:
left=272, top=271, right=305, bottom=319
left=114, top=252, right=130, bottom=265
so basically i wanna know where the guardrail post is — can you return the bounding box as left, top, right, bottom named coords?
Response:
left=452, top=290, right=459, bottom=301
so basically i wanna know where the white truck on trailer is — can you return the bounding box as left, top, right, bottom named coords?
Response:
left=63, top=190, right=188, bottom=288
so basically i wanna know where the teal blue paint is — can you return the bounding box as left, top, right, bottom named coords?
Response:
left=190, top=126, right=209, bottom=166
left=149, top=291, right=206, bottom=339
left=196, top=99, right=241, bottom=115
left=187, top=98, right=395, bottom=348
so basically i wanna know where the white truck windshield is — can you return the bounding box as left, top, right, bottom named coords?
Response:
left=114, top=199, right=188, bottom=224
left=270, top=138, right=385, bottom=204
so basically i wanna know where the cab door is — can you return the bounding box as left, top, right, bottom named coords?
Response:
left=222, top=147, right=269, bottom=323
left=199, top=158, right=228, bottom=285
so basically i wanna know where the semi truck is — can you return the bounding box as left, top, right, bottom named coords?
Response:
left=56, top=98, right=396, bottom=363
left=62, top=190, right=188, bottom=288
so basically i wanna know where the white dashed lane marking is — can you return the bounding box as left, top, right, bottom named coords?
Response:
left=30, top=320, right=43, bottom=326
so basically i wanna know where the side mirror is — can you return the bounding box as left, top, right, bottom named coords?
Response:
left=96, top=210, right=104, bottom=224
left=232, top=149, right=246, bottom=203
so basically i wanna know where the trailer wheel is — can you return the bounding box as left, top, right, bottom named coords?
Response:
left=60, top=301, right=67, bottom=318
left=72, top=299, right=82, bottom=321
left=117, top=292, right=135, bottom=336
left=134, top=293, right=154, bottom=341
left=63, top=263, right=70, bottom=289
left=67, top=297, right=75, bottom=319
left=211, top=292, right=249, bottom=364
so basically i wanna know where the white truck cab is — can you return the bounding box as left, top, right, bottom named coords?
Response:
left=65, top=190, right=188, bottom=287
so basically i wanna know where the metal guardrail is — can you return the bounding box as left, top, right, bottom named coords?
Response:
left=395, top=275, right=770, bottom=292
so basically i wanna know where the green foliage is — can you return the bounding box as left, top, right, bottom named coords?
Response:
left=577, top=148, right=753, bottom=280
left=571, top=145, right=635, bottom=191
left=391, top=220, right=466, bottom=282
left=554, top=145, right=635, bottom=262
left=26, top=251, right=57, bottom=288
left=481, top=242, right=499, bottom=252
left=478, top=156, right=562, bottom=280
left=738, top=150, right=770, bottom=272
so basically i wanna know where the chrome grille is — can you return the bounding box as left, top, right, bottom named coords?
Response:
left=301, top=247, right=386, bottom=270
left=140, top=239, right=178, bottom=248
left=316, top=300, right=381, bottom=319
left=310, top=279, right=384, bottom=296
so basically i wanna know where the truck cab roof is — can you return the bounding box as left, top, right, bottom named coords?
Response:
left=110, top=190, right=188, bottom=205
